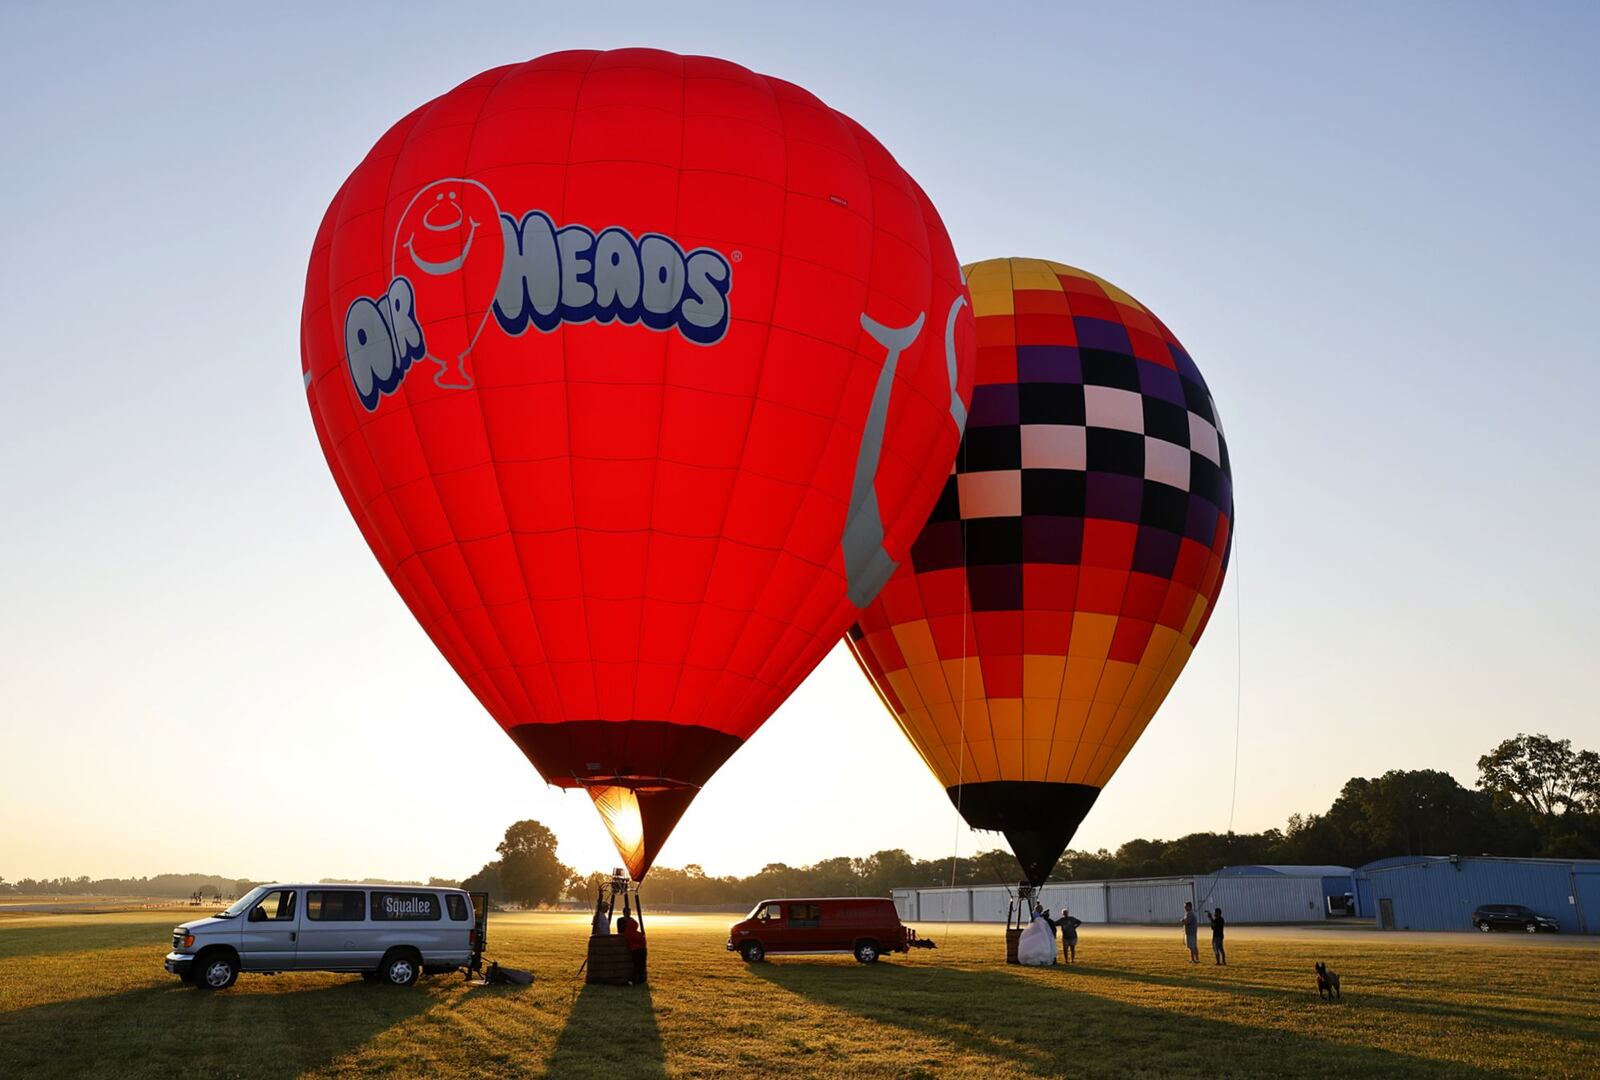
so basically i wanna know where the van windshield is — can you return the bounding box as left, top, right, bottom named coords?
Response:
left=218, top=886, right=269, bottom=917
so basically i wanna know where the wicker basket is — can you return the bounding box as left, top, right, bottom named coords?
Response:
left=585, top=935, right=636, bottom=985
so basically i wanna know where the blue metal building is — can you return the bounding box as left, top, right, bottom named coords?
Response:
left=1206, top=864, right=1357, bottom=914
left=1359, top=856, right=1600, bottom=933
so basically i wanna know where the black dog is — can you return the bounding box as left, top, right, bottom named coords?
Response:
left=1315, top=961, right=1341, bottom=1001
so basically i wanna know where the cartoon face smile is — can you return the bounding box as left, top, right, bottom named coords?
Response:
left=405, top=190, right=478, bottom=275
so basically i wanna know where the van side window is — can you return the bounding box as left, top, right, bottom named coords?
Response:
left=758, top=903, right=782, bottom=922
left=787, top=903, right=820, bottom=927
left=446, top=894, right=468, bottom=921
left=371, top=892, right=442, bottom=921
left=255, top=889, right=296, bottom=921
left=306, top=890, right=365, bottom=921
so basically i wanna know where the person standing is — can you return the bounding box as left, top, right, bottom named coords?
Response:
left=1041, top=908, right=1060, bottom=964
left=617, top=914, right=647, bottom=985
left=1059, top=907, right=1082, bottom=963
left=1207, top=907, right=1226, bottom=965
left=591, top=898, right=610, bottom=936
left=1181, top=901, right=1199, bottom=963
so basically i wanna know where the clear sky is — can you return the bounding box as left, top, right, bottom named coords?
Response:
left=2, top=2, right=1596, bottom=885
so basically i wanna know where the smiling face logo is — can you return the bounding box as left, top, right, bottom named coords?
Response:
left=390, top=178, right=505, bottom=390
left=344, top=178, right=733, bottom=412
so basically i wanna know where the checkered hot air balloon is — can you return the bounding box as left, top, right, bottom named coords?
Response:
left=846, top=258, right=1233, bottom=886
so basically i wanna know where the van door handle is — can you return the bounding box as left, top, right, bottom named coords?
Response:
left=290, top=932, right=297, bottom=942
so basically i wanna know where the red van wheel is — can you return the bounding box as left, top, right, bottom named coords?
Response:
left=854, top=940, right=880, bottom=964
left=740, top=941, right=765, bottom=963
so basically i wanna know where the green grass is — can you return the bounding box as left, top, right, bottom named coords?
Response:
left=1, top=911, right=1596, bottom=1078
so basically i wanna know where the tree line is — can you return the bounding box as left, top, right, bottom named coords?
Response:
left=0, top=873, right=262, bottom=899
left=0, top=872, right=468, bottom=900
left=451, top=732, right=1600, bottom=906
left=8, top=732, right=1595, bottom=903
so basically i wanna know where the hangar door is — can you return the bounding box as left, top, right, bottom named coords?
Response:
left=1574, top=869, right=1600, bottom=934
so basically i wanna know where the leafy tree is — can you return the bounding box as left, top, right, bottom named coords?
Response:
left=461, top=860, right=502, bottom=900
left=566, top=869, right=611, bottom=902
left=1478, top=733, right=1600, bottom=817
left=494, top=820, right=571, bottom=907
left=855, top=849, right=917, bottom=897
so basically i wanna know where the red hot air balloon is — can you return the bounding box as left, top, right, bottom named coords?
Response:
left=301, top=49, right=975, bottom=880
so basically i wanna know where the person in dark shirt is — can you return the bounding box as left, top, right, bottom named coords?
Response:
left=617, top=915, right=647, bottom=984
left=1058, top=907, right=1083, bottom=963
left=1206, top=907, right=1226, bottom=965
left=1181, top=902, right=1199, bottom=963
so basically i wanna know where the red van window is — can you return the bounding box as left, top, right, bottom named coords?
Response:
left=787, top=903, right=821, bottom=928
left=755, top=903, right=783, bottom=923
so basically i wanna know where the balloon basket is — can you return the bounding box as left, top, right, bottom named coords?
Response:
left=584, top=935, right=635, bottom=985
left=1004, top=883, right=1034, bottom=964
left=581, top=868, right=646, bottom=985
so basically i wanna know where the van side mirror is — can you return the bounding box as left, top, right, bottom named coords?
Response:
left=248, top=907, right=266, bottom=923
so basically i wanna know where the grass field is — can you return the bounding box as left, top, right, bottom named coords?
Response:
left=1, top=910, right=1596, bottom=1078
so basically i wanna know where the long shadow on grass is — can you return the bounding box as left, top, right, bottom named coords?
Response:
left=546, top=982, right=665, bottom=1078
left=1068, top=963, right=1599, bottom=1045
left=0, top=978, right=437, bottom=1079
left=750, top=961, right=1515, bottom=1079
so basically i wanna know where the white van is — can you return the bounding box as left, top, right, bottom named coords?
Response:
left=164, top=883, right=486, bottom=990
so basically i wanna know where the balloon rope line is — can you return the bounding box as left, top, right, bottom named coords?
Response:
left=1198, top=539, right=1243, bottom=915
left=940, top=512, right=971, bottom=962
left=1228, top=538, right=1242, bottom=834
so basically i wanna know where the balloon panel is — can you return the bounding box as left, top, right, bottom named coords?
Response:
left=302, top=49, right=974, bottom=878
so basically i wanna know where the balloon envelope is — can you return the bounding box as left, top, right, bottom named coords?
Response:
left=847, top=258, right=1232, bottom=885
left=302, top=49, right=974, bottom=878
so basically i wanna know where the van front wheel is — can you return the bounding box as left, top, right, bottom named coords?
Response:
left=854, top=940, right=880, bottom=964
left=194, top=949, right=239, bottom=990
left=740, top=941, right=765, bottom=963
left=381, top=949, right=421, bottom=986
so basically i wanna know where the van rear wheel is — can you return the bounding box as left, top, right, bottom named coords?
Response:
left=854, top=940, right=880, bottom=964
left=1478, top=921, right=1492, bottom=932
left=380, top=949, right=421, bottom=986
left=740, top=941, right=765, bottom=963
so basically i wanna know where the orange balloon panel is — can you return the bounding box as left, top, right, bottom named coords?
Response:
left=301, top=50, right=975, bottom=879
left=847, top=258, right=1232, bottom=884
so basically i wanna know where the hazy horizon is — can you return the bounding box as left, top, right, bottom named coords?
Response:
left=3, top=2, right=1596, bottom=886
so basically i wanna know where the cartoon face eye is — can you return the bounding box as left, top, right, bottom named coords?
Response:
left=448, top=191, right=457, bottom=200
left=436, top=193, right=444, bottom=201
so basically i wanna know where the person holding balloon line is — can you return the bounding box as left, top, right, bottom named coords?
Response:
left=1207, top=907, right=1227, bottom=966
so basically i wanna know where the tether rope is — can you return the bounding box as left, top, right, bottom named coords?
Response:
left=934, top=494, right=972, bottom=967
left=1196, top=538, right=1243, bottom=915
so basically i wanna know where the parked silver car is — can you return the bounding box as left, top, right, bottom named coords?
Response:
left=165, top=884, right=485, bottom=990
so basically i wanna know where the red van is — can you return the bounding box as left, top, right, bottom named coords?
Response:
left=726, top=898, right=931, bottom=963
